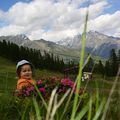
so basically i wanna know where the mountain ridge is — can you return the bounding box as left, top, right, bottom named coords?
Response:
left=0, top=31, right=120, bottom=59
left=56, top=31, right=120, bottom=57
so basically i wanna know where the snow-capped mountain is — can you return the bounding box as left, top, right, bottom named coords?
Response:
left=0, top=34, right=30, bottom=45
left=56, top=31, right=120, bottom=57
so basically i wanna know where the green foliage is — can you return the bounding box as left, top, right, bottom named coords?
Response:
left=104, top=49, right=119, bottom=76
left=106, top=91, right=120, bottom=119
left=94, top=60, right=104, bottom=75
left=0, top=94, right=21, bottom=120
left=84, top=56, right=94, bottom=72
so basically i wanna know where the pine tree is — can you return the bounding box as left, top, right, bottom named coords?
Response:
left=84, top=57, right=94, bottom=72
left=117, top=49, right=120, bottom=65
left=97, top=60, right=104, bottom=75
left=104, top=60, right=111, bottom=76
left=109, top=49, right=118, bottom=76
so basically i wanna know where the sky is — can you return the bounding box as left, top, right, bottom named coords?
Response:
left=0, top=0, right=120, bottom=41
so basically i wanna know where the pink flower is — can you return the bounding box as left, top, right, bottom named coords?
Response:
left=39, top=87, right=45, bottom=93
left=58, top=88, right=66, bottom=93
left=37, top=80, right=43, bottom=84
left=27, top=86, right=34, bottom=92
left=25, top=90, right=30, bottom=96
left=61, top=78, right=75, bottom=88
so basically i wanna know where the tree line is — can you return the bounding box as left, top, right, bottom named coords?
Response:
left=0, top=40, right=74, bottom=72
left=84, top=49, right=120, bottom=76
left=0, top=40, right=119, bottom=76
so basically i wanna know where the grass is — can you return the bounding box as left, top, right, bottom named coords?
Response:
left=0, top=58, right=120, bottom=120
left=0, top=56, right=64, bottom=91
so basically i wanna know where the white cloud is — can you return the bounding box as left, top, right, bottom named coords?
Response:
left=89, top=1, right=109, bottom=18
left=0, top=25, right=25, bottom=35
left=0, top=0, right=120, bottom=41
left=88, top=11, right=120, bottom=37
left=41, top=28, right=78, bottom=41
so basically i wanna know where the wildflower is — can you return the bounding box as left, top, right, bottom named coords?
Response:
left=39, top=87, right=45, bottom=93
left=61, top=78, right=75, bottom=88
left=37, top=80, right=43, bottom=84
left=18, top=79, right=45, bottom=97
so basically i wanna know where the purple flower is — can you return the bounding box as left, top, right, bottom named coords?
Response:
left=61, top=78, right=75, bottom=88
left=25, top=90, right=30, bottom=96
left=58, top=88, right=66, bottom=93
left=27, top=86, right=34, bottom=92
left=39, top=87, right=45, bottom=93
left=37, top=80, right=43, bottom=84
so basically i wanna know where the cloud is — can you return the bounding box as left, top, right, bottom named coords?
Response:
left=0, top=0, right=120, bottom=41
left=0, top=25, right=25, bottom=35
left=88, top=11, right=120, bottom=37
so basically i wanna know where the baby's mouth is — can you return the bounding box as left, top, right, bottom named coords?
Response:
left=25, top=74, right=30, bottom=77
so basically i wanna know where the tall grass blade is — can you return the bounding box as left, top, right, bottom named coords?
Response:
left=87, top=97, right=92, bottom=120
left=21, top=100, right=30, bottom=120
left=60, top=88, right=74, bottom=120
left=33, top=97, right=41, bottom=120
left=95, top=80, right=99, bottom=112
left=70, top=9, right=89, bottom=120
left=46, top=88, right=57, bottom=120
left=34, top=84, right=47, bottom=110
left=57, top=89, right=70, bottom=107
left=93, top=98, right=106, bottom=120
left=101, top=66, right=120, bottom=120
left=50, top=89, right=70, bottom=120
left=74, top=101, right=89, bottom=120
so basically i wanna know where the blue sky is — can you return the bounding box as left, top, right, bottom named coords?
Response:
left=0, top=0, right=32, bottom=11
left=0, top=0, right=120, bottom=41
left=1, top=0, right=119, bottom=13
left=104, top=0, right=120, bottom=13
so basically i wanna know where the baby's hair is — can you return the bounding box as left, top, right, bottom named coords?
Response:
left=17, top=63, right=34, bottom=78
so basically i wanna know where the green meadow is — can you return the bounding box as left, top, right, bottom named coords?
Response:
left=0, top=55, right=120, bottom=120
left=0, top=56, right=119, bottom=94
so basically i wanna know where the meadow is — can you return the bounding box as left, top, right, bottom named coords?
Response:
left=0, top=55, right=120, bottom=120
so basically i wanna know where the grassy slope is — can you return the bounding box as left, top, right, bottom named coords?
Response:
left=0, top=57, right=16, bottom=90
left=0, top=56, right=119, bottom=94
left=0, top=56, right=64, bottom=91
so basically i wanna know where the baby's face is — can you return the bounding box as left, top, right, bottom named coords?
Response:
left=20, top=64, right=32, bottom=80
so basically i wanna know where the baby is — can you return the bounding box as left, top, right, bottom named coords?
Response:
left=16, top=60, right=36, bottom=91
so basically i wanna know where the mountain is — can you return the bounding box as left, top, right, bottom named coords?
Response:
left=0, top=34, right=30, bottom=45
left=0, top=34, right=80, bottom=63
left=0, top=31, right=119, bottom=60
left=56, top=31, right=120, bottom=57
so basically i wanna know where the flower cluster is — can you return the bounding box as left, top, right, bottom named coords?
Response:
left=57, top=78, right=75, bottom=93
left=19, top=80, right=45, bottom=97
left=17, top=77, right=84, bottom=98
left=58, top=78, right=84, bottom=95
left=61, top=78, right=75, bottom=88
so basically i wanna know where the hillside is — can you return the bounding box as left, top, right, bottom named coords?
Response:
left=0, top=57, right=64, bottom=91
left=0, top=57, right=16, bottom=90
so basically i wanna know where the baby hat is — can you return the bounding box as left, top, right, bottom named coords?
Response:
left=16, top=60, right=31, bottom=70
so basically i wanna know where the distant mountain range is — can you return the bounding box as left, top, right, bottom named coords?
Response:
left=56, top=31, right=120, bottom=57
left=0, top=31, right=120, bottom=62
left=0, top=34, right=80, bottom=63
